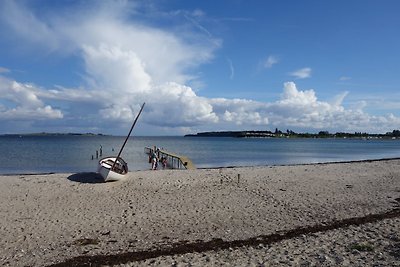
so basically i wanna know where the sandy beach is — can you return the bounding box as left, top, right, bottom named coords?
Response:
left=1, top=159, right=399, bottom=266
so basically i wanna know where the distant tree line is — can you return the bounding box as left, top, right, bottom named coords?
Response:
left=185, top=129, right=400, bottom=139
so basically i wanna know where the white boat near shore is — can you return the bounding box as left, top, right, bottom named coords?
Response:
left=97, top=102, right=145, bottom=182
left=97, top=157, right=128, bottom=182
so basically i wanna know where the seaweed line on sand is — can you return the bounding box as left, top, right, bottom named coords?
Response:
left=48, top=206, right=400, bottom=267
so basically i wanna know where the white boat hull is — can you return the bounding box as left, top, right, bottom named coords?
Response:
left=97, top=157, right=128, bottom=182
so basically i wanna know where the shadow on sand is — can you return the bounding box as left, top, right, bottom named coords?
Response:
left=67, top=172, right=104, bottom=184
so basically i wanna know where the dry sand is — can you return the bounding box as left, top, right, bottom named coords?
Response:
left=0, top=159, right=399, bottom=266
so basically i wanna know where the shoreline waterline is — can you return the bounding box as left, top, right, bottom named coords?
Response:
left=3, top=156, right=400, bottom=176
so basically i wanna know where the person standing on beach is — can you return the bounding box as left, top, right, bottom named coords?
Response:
left=161, top=157, right=167, bottom=169
left=151, top=149, right=158, bottom=170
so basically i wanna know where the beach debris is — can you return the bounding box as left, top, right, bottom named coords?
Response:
left=349, top=242, right=374, bottom=252
left=100, top=230, right=110, bottom=236
left=73, top=238, right=100, bottom=246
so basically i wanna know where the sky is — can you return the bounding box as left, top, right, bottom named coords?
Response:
left=0, top=0, right=400, bottom=135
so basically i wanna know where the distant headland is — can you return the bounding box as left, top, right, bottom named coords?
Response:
left=185, top=129, right=400, bottom=139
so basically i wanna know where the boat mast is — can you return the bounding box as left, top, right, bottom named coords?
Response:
left=111, top=102, right=145, bottom=171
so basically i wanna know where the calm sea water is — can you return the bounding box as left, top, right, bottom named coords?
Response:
left=0, top=135, right=399, bottom=174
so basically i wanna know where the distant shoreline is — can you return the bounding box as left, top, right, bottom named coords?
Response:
left=185, top=130, right=400, bottom=139
left=0, top=132, right=108, bottom=137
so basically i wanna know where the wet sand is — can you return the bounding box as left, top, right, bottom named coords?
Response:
left=0, top=159, right=399, bottom=266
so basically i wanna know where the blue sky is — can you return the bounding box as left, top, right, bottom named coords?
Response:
left=0, top=0, right=399, bottom=135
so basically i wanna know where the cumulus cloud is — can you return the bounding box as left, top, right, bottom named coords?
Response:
left=210, top=98, right=268, bottom=126
left=82, top=44, right=152, bottom=94
left=0, top=1, right=221, bottom=127
left=202, top=82, right=400, bottom=133
left=266, top=82, right=345, bottom=128
left=205, top=82, right=346, bottom=129
left=0, top=76, right=63, bottom=121
left=289, top=67, right=312, bottom=79
left=144, top=82, right=218, bottom=127
left=263, top=83, right=400, bottom=132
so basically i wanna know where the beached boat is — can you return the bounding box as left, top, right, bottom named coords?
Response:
left=97, top=156, right=128, bottom=182
left=97, top=103, right=145, bottom=182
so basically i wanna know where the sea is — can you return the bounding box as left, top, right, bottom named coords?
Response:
left=1, top=135, right=400, bottom=175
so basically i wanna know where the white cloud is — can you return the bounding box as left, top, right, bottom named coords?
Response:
left=209, top=98, right=268, bottom=126
left=279, top=81, right=317, bottom=105
left=0, top=77, right=63, bottom=121
left=265, top=82, right=346, bottom=128
left=263, top=55, right=279, bottom=68
left=0, top=1, right=221, bottom=127
left=202, top=82, right=400, bottom=133
left=2, top=68, right=400, bottom=133
left=144, top=82, right=218, bottom=127
left=0, top=1, right=60, bottom=52
left=289, top=67, right=312, bottom=79
left=339, top=76, right=351, bottom=81
left=82, top=44, right=152, bottom=94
